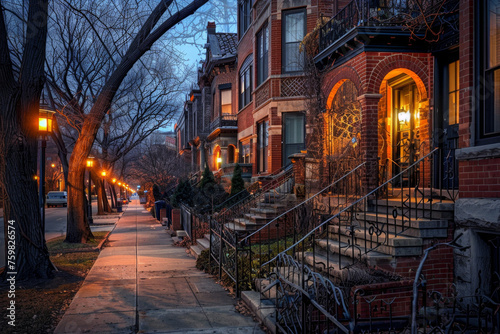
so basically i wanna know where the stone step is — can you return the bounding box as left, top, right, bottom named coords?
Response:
left=385, top=188, right=457, bottom=202
left=257, top=202, right=288, bottom=210
left=241, top=291, right=277, bottom=334
left=355, top=212, right=449, bottom=236
left=244, top=213, right=270, bottom=225
left=249, top=207, right=280, bottom=218
left=325, top=223, right=423, bottom=257
left=344, top=214, right=448, bottom=239
left=197, top=237, right=210, bottom=250
left=370, top=198, right=454, bottom=216
left=301, top=252, right=382, bottom=283
left=224, top=222, right=250, bottom=231
left=189, top=244, right=203, bottom=259
left=314, top=238, right=394, bottom=266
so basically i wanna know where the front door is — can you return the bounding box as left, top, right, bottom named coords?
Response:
left=393, top=81, right=419, bottom=186
left=435, top=58, right=460, bottom=192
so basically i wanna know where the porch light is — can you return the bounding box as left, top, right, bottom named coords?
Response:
left=398, top=110, right=410, bottom=124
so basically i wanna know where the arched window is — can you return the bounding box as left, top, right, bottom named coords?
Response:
left=227, top=145, right=236, bottom=164
left=326, top=80, right=361, bottom=159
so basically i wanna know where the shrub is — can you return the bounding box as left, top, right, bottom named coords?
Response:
left=230, top=163, right=245, bottom=195
left=200, top=164, right=215, bottom=189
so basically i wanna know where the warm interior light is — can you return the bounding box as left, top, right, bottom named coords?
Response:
left=398, top=110, right=410, bottom=124
left=86, top=160, right=93, bottom=168
left=217, top=157, right=222, bottom=164
left=51, top=163, right=55, bottom=168
left=34, top=175, right=39, bottom=180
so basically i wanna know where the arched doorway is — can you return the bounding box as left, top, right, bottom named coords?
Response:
left=325, top=80, right=362, bottom=181
left=213, top=145, right=221, bottom=170
left=227, top=145, right=236, bottom=164
left=378, top=69, right=428, bottom=186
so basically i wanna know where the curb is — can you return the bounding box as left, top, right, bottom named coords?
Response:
left=48, top=217, right=119, bottom=255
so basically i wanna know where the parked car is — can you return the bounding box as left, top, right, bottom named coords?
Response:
left=46, top=191, right=67, bottom=207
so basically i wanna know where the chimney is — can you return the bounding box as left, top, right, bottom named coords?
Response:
left=207, top=21, right=216, bottom=35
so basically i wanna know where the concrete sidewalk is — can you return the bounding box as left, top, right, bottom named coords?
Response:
left=55, top=200, right=263, bottom=334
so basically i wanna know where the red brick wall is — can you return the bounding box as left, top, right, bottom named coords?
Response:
left=459, top=158, right=500, bottom=198
left=211, top=70, right=238, bottom=119
left=458, top=0, right=475, bottom=150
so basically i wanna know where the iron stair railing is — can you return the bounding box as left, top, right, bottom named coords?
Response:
left=263, top=147, right=440, bottom=271
left=216, top=163, right=294, bottom=230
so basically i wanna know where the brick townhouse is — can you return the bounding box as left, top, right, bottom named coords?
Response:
left=236, top=0, right=333, bottom=176
left=305, top=0, right=499, bottom=315
left=176, top=0, right=499, bottom=330
left=175, top=23, right=240, bottom=184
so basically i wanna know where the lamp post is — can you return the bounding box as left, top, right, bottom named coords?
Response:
left=111, top=178, right=116, bottom=208
left=39, top=109, right=55, bottom=234
left=86, top=157, right=94, bottom=224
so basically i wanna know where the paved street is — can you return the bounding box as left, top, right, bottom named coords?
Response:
left=0, top=202, right=117, bottom=269
left=54, top=200, right=262, bottom=334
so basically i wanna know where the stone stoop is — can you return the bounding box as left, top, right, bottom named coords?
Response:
left=303, top=196, right=454, bottom=282
left=226, top=193, right=297, bottom=232
left=241, top=291, right=277, bottom=334
left=189, top=234, right=210, bottom=259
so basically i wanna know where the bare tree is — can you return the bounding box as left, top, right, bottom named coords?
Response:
left=128, top=140, right=188, bottom=192
left=0, top=0, right=53, bottom=279
left=45, top=7, right=192, bottom=214
left=45, top=0, right=209, bottom=243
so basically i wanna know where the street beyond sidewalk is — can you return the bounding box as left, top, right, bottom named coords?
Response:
left=54, top=200, right=263, bottom=334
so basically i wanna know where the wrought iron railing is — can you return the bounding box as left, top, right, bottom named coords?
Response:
left=180, top=203, right=209, bottom=243
left=319, top=0, right=458, bottom=52
left=209, top=114, right=238, bottom=133
left=216, top=163, right=294, bottom=229
left=209, top=164, right=295, bottom=295
left=264, top=148, right=440, bottom=268
left=237, top=162, right=366, bottom=290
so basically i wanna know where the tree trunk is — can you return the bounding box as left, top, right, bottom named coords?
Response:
left=66, top=161, right=93, bottom=243
left=92, top=171, right=105, bottom=215
left=0, top=0, right=52, bottom=280
left=65, top=0, right=209, bottom=242
left=102, top=180, right=112, bottom=212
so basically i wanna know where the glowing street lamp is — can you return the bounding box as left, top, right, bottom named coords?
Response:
left=39, top=108, right=55, bottom=234
left=86, top=156, right=94, bottom=224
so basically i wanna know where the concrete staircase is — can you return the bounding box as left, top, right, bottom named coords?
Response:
left=301, top=196, right=454, bottom=283
left=224, top=192, right=297, bottom=232
left=189, top=233, right=210, bottom=259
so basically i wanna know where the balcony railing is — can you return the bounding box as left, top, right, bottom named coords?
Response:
left=319, top=0, right=457, bottom=52
left=209, top=114, right=237, bottom=133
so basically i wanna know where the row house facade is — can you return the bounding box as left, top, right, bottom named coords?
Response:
left=308, top=0, right=499, bottom=302
left=236, top=0, right=332, bottom=176
left=176, top=1, right=499, bottom=327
